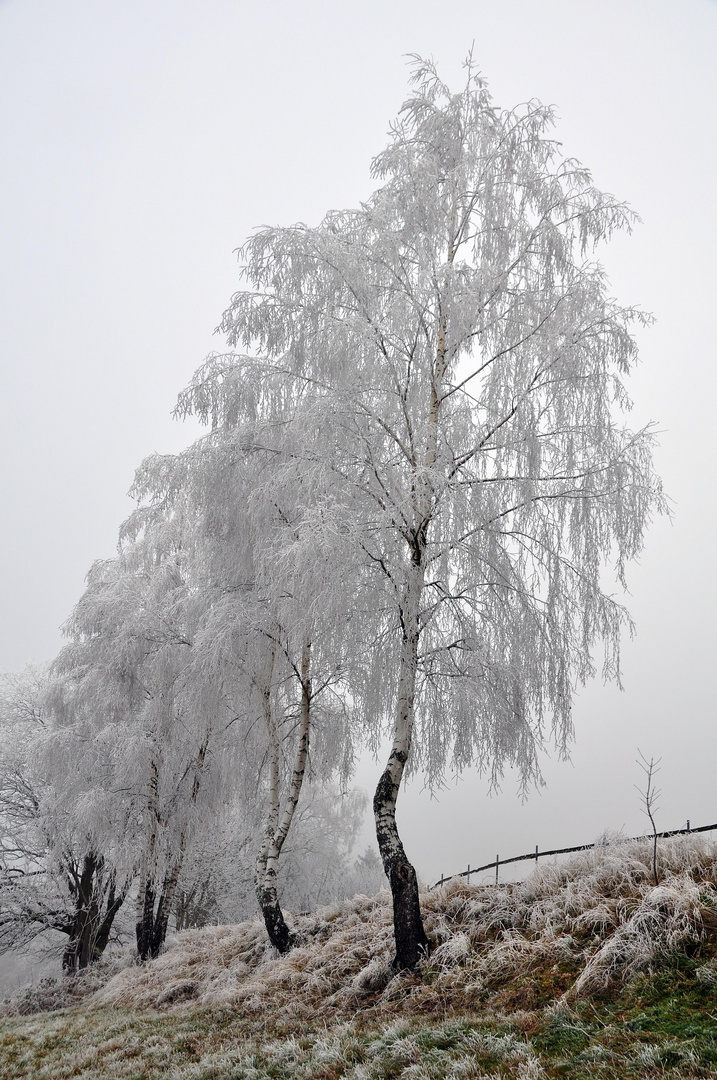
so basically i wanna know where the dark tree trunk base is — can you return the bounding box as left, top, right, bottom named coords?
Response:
left=389, top=859, right=430, bottom=971
left=260, top=897, right=294, bottom=954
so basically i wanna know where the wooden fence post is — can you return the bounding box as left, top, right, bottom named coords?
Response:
left=495, top=855, right=499, bottom=885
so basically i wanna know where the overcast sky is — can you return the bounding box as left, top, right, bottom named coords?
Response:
left=1, top=0, right=716, bottom=886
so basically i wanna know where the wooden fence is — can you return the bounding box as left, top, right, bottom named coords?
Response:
left=430, top=819, right=717, bottom=889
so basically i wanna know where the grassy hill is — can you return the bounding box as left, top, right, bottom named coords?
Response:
left=3, top=835, right=717, bottom=1078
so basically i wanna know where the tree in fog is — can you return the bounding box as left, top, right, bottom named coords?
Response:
left=183, top=57, right=665, bottom=968
left=0, top=668, right=130, bottom=972
left=53, top=503, right=225, bottom=962
left=173, top=786, right=378, bottom=930
left=130, top=424, right=355, bottom=952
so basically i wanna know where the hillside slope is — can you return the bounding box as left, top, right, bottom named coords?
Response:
left=3, top=835, right=717, bottom=1078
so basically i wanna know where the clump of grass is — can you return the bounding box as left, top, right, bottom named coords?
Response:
left=568, top=875, right=705, bottom=999
left=696, top=959, right=717, bottom=988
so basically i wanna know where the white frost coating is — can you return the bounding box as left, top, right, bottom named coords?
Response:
left=79, top=836, right=717, bottom=1018
left=179, top=55, right=665, bottom=800
left=3, top=55, right=667, bottom=970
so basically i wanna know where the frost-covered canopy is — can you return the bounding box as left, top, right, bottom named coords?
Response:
left=180, top=58, right=664, bottom=789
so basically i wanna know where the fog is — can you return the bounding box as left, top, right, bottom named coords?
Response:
left=1, top=0, right=716, bottom=887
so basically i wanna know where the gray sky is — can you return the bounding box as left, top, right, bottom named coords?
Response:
left=1, top=0, right=716, bottom=885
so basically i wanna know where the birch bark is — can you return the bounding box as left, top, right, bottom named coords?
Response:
left=373, top=552, right=429, bottom=969
left=255, top=639, right=311, bottom=953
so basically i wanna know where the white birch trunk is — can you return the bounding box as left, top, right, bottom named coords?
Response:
left=373, top=552, right=429, bottom=968
left=255, top=639, right=311, bottom=953
left=373, top=283, right=452, bottom=968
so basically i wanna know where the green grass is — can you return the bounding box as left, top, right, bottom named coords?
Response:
left=0, top=1010, right=533, bottom=1079
left=3, top=968, right=717, bottom=1080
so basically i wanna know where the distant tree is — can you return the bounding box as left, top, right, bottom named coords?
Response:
left=276, top=791, right=385, bottom=912
left=0, top=667, right=130, bottom=973
left=172, top=785, right=377, bottom=929
left=52, top=508, right=225, bottom=962
left=181, top=57, right=665, bottom=969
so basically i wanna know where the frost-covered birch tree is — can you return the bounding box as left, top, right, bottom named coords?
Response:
left=183, top=57, right=665, bottom=969
left=130, top=425, right=355, bottom=952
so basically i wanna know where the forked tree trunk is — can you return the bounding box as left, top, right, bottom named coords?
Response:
left=255, top=639, right=312, bottom=953
left=374, top=554, right=430, bottom=971
left=62, top=856, right=129, bottom=973
left=150, top=863, right=182, bottom=958
left=137, top=870, right=181, bottom=962
left=92, top=873, right=128, bottom=958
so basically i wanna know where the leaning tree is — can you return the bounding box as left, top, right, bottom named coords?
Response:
left=53, top=502, right=229, bottom=962
left=181, top=57, right=665, bottom=969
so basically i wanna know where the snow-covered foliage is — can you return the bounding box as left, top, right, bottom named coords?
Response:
left=189, top=55, right=664, bottom=789
left=0, top=667, right=132, bottom=970
left=122, top=421, right=362, bottom=951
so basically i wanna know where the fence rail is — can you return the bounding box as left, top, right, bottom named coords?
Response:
left=430, top=820, right=717, bottom=890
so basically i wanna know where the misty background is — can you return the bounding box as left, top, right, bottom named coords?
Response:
left=1, top=0, right=715, bottom=890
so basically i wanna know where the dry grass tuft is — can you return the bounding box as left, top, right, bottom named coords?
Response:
left=567, top=874, right=705, bottom=998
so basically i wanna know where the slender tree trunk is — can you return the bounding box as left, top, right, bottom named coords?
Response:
left=374, top=555, right=429, bottom=971
left=373, top=276, right=451, bottom=966
left=78, top=891, right=100, bottom=969
left=255, top=639, right=312, bottom=953
left=93, top=873, right=129, bottom=958
left=150, top=849, right=187, bottom=957
left=174, top=879, right=212, bottom=932
left=254, top=640, right=289, bottom=951
left=373, top=269, right=453, bottom=969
